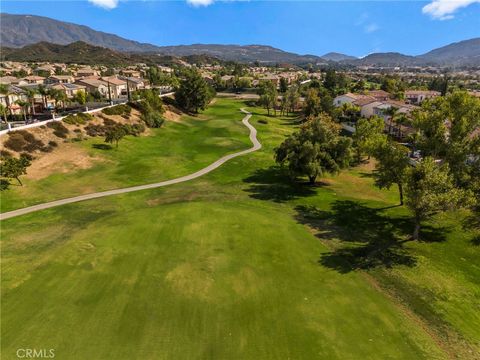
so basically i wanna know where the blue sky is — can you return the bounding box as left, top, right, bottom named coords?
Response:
left=2, top=1, right=479, bottom=57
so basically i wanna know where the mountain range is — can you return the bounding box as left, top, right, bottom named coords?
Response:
left=1, top=13, right=479, bottom=67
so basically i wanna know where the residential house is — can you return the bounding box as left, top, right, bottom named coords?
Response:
left=0, top=85, right=28, bottom=115
left=46, top=75, right=75, bottom=84
left=354, top=98, right=382, bottom=118
left=34, top=65, right=56, bottom=76
left=0, top=76, right=21, bottom=85
left=49, top=83, right=86, bottom=98
left=101, top=77, right=127, bottom=98
left=76, top=67, right=99, bottom=78
left=21, top=76, right=46, bottom=85
left=76, top=78, right=109, bottom=98
left=365, top=90, right=391, bottom=101
left=121, top=69, right=141, bottom=78
left=405, top=90, right=440, bottom=104
left=333, top=93, right=374, bottom=107
left=120, top=77, right=147, bottom=91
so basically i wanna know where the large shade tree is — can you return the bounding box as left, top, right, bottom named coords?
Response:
left=275, top=113, right=352, bottom=184
left=175, top=69, right=215, bottom=114
left=405, top=157, right=472, bottom=240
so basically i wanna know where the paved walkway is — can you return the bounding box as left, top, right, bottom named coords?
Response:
left=0, top=109, right=261, bottom=221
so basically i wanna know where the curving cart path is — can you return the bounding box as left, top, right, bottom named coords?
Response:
left=0, top=109, right=261, bottom=221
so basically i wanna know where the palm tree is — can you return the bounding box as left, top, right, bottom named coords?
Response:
left=0, top=84, right=11, bottom=122
left=384, top=106, right=399, bottom=136
left=0, top=103, right=7, bottom=125
left=38, top=85, right=49, bottom=110
left=15, top=99, right=29, bottom=122
left=25, top=88, right=37, bottom=116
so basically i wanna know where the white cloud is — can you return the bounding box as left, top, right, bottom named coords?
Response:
left=364, top=23, right=379, bottom=33
left=422, top=0, right=480, bottom=20
left=187, top=0, right=215, bottom=6
left=88, top=0, right=119, bottom=9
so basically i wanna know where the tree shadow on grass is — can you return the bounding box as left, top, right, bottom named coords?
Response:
left=243, top=166, right=318, bottom=203
left=295, top=200, right=450, bottom=273
left=92, top=143, right=113, bottom=150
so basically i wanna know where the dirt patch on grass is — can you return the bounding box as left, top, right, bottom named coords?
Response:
left=163, top=109, right=182, bottom=123
left=165, top=263, right=214, bottom=300
left=27, top=143, right=104, bottom=180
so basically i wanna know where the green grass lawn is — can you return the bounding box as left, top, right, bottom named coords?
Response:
left=0, top=99, right=251, bottom=212
left=1, top=98, right=478, bottom=359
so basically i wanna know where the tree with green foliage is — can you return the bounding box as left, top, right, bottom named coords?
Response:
left=353, top=116, right=385, bottom=162
left=0, top=103, right=7, bottom=124
left=0, top=155, right=31, bottom=187
left=279, top=77, right=288, bottom=93
left=257, top=81, right=277, bottom=116
left=405, top=157, right=472, bottom=240
left=304, top=88, right=321, bottom=117
left=285, top=85, right=300, bottom=115
left=74, top=90, right=87, bottom=106
left=0, top=84, right=11, bottom=120
left=413, top=91, right=480, bottom=188
left=175, top=69, right=215, bottom=113
left=373, top=140, right=410, bottom=205
left=324, top=69, right=337, bottom=93
left=105, top=126, right=126, bottom=148
left=275, top=114, right=352, bottom=184
left=336, top=102, right=361, bottom=123
left=15, top=100, right=28, bottom=122
left=25, top=88, right=37, bottom=116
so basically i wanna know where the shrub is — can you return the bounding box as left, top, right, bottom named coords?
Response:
left=19, top=153, right=34, bottom=161
left=16, top=130, right=35, bottom=143
left=4, top=133, right=27, bottom=152
left=142, top=111, right=165, bottom=128
left=103, top=118, right=117, bottom=127
left=0, top=150, right=12, bottom=158
left=85, top=124, right=107, bottom=137
left=63, top=112, right=93, bottom=125
left=23, top=139, right=45, bottom=153
left=48, top=140, right=58, bottom=147
left=102, top=104, right=131, bottom=116
left=47, top=121, right=69, bottom=138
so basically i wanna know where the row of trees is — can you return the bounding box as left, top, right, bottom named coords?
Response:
left=257, top=81, right=301, bottom=116
left=0, top=84, right=90, bottom=124
left=275, top=91, right=480, bottom=240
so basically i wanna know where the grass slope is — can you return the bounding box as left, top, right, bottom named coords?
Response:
left=1, top=98, right=478, bottom=359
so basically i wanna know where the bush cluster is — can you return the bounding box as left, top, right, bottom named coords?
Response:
left=47, top=121, right=69, bottom=138
left=63, top=112, right=93, bottom=125
left=102, top=104, right=132, bottom=117
left=141, top=112, right=165, bottom=128
left=4, top=130, right=49, bottom=153
left=130, top=90, right=165, bottom=128
left=85, top=120, right=145, bottom=137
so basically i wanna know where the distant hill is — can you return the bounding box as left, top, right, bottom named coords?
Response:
left=352, top=52, right=419, bottom=67
left=1, top=13, right=479, bottom=66
left=417, top=38, right=480, bottom=66
left=154, top=44, right=323, bottom=64
left=321, top=52, right=357, bottom=62
left=0, top=13, right=160, bottom=52
left=0, top=41, right=182, bottom=66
